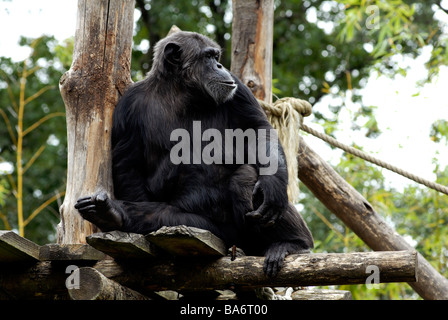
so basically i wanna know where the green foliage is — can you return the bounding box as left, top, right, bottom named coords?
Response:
left=0, top=35, right=69, bottom=243
left=53, top=37, right=74, bottom=71
left=430, top=119, right=448, bottom=144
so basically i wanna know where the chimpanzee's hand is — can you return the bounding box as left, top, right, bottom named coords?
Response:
left=74, top=191, right=124, bottom=232
left=245, top=178, right=288, bottom=227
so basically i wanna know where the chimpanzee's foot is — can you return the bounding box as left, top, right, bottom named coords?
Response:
left=263, top=241, right=310, bottom=277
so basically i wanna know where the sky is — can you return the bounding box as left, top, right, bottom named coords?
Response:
left=0, top=0, right=78, bottom=60
left=0, top=0, right=447, bottom=192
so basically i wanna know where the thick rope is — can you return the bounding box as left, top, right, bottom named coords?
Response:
left=259, top=98, right=312, bottom=203
left=260, top=97, right=448, bottom=197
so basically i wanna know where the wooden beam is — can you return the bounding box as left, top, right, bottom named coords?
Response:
left=0, top=251, right=416, bottom=299
left=0, top=231, right=40, bottom=262
left=230, top=0, right=274, bottom=104
left=68, top=267, right=150, bottom=300
left=297, top=137, right=448, bottom=300
left=94, top=251, right=416, bottom=293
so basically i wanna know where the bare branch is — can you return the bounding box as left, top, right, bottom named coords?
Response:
left=23, top=191, right=66, bottom=227
left=22, top=145, right=46, bottom=174
left=22, top=112, right=65, bottom=137
left=23, top=85, right=55, bottom=106
left=0, top=109, right=17, bottom=146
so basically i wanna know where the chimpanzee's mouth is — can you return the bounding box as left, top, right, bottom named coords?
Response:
left=219, top=80, right=237, bottom=88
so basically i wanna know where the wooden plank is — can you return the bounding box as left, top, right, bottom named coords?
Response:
left=146, top=225, right=227, bottom=257
left=86, top=231, right=157, bottom=259
left=39, top=244, right=109, bottom=261
left=0, top=231, right=40, bottom=262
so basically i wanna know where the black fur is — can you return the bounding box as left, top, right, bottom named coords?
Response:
left=75, top=31, right=313, bottom=276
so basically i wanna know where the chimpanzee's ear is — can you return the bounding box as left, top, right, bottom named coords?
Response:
left=164, top=42, right=182, bottom=66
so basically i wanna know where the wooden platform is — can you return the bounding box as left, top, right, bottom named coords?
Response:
left=0, top=226, right=418, bottom=300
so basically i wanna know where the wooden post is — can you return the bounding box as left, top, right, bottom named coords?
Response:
left=57, top=0, right=134, bottom=244
left=297, top=137, right=448, bottom=300
left=230, top=0, right=274, bottom=104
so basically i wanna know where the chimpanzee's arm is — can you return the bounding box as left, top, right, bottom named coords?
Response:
left=111, top=86, right=151, bottom=202
left=227, top=76, right=289, bottom=226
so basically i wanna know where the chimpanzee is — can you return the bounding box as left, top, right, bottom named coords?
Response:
left=75, top=31, right=313, bottom=276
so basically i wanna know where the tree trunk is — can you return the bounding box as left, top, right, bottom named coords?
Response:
left=57, top=0, right=134, bottom=244
left=297, top=137, right=448, bottom=300
left=230, top=0, right=274, bottom=104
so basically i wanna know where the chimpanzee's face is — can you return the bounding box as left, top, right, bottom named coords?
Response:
left=160, top=32, right=237, bottom=104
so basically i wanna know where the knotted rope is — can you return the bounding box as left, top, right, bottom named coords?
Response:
left=258, top=98, right=312, bottom=203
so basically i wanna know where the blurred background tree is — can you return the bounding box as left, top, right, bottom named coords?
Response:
left=0, top=0, right=447, bottom=299
left=0, top=35, right=72, bottom=243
